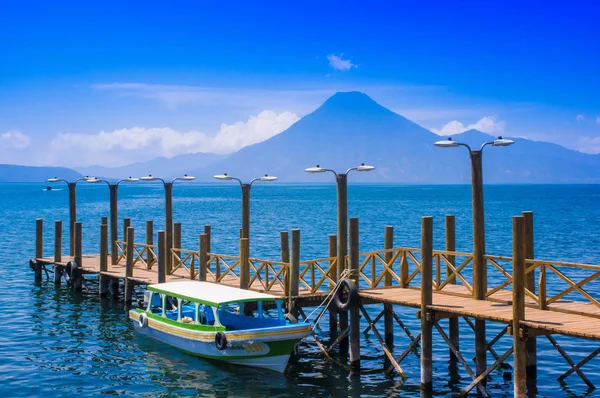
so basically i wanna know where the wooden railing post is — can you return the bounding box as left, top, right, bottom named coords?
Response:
left=328, top=234, right=338, bottom=341
left=54, top=220, right=62, bottom=284
left=400, top=250, right=409, bottom=288
left=446, top=215, right=459, bottom=360
left=539, top=265, right=546, bottom=310
left=240, top=238, right=250, bottom=289
left=124, top=226, right=135, bottom=303
left=204, top=225, right=211, bottom=254
left=158, top=230, right=166, bottom=283
left=420, top=216, right=433, bottom=391
left=384, top=226, right=394, bottom=350
left=73, top=222, right=83, bottom=292
left=34, top=218, right=44, bottom=281
left=146, top=220, right=154, bottom=268
left=99, top=223, right=109, bottom=297
left=281, top=231, right=290, bottom=296
left=512, top=215, right=527, bottom=398
left=522, top=211, right=537, bottom=382
left=101, top=216, right=108, bottom=226
left=174, top=222, right=182, bottom=266
left=199, top=233, right=208, bottom=281
left=349, top=218, right=360, bottom=370
left=123, top=218, right=130, bottom=241
left=288, top=229, right=300, bottom=319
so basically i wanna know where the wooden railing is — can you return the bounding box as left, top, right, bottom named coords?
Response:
left=299, top=257, right=338, bottom=293
left=171, top=248, right=199, bottom=278
left=115, top=241, right=157, bottom=270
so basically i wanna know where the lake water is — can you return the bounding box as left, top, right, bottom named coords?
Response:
left=1, top=183, right=600, bottom=397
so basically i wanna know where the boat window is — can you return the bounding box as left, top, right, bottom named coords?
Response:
left=164, top=295, right=179, bottom=320
left=196, top=305, right=216, bottom=326
left=217, top=301, right=286, bottom=331
left=148, top=292, right=162, bottom=314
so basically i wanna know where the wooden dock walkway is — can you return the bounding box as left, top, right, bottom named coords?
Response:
left=30, top=215, right=600, bottom=397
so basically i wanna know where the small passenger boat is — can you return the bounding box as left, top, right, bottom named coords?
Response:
left=129, top=281, right=312, bottom=372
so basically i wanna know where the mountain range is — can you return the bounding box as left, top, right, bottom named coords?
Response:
left=3, top=91, right=599, bottom=183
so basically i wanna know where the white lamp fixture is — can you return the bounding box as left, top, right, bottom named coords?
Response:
left=305, top=165, right=326, bottom=173
left=434, top=137, right=461, bottom=148
left=213, top=174, right=233, bottom=181
left=492, top=136, right=515, bottom=147
left=356, top=163, right=375, bottom=172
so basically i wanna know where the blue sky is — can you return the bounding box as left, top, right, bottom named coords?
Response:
left=1, top=1, right=599, bottom=167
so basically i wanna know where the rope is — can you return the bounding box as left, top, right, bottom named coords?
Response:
left=304, top=269, right=353, bottom=331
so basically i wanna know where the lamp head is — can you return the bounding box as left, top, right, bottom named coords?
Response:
left=213, top=173, right=233, bottom=181
left=259, top=174, right=278, bottom=182
left=305, top=165, right=326, bottom=173
left=86, top=177, right=101, bottom=183
left=177, top=174, right=196, bottom=181
left=434, top=137, right=460, bottom=148
left=492, top=136, right=515, bottom=147
left=140, top=175, right=159, bottom=181
left=123, top=177, right=139, bottom=182
left=47, top=177, right=60, bottom=183
left=356, top=163, right=375, bottom=172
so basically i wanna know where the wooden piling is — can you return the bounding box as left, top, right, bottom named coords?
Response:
left=281, top=231, right=290, bottom=296
left=157, top=230, right=166, bottom=283
left=240, top=238, right=250, bottom=289
left=146, top=220, right=154, bottom=266
left=109, top=184, right=118, bottom=266
left=512, top=216, right=527, bottom=398
left=522, top=211, right=537, bottom=381
left=35, top=219, right=43, bottom=281
left=99, top=223, right=109, bottom=297
left=446, top=215, right=459, bottom=360
left=328, top=234, right=338, bottom=340
left=174, top=222, right=181, bottom=263
left=124, top=227, right=135, bottom=303
left=204, top=225, right=211, bottom=254
left=123, top=218, right=130, bottom=241
left=288, top=229, right=300, bottom=319
left=420, top=216, right=433, bottom=391
left=101, top=216, right=108, bottom=225
left=384, top=226, right=394, bottom=349
left=54, top=220, right=62, bottom=284
left=199, top=233, right=208, bottom=281
left=68, top=182, right=76, bottom=257
left=73, top=222, right=83, bottom=292
left=349, top=218, right=360, bottom=370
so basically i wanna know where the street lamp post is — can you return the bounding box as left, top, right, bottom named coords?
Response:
left=305, top=163, right=375, bottom=355
left=212, top=173, right=278, bottom=241
left=85, top=177, right=139, bottom=265
left=434, top=135, right=514, bottom=380
left=47, top=176, right=94, bottom=256
left=140, top=174, right=196, bottom=274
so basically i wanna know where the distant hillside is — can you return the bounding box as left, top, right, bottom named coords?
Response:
left=199, top=91, right=600, bottom=183
left=0, top=164, right=82, bottom=182
left=75, top=152, right=227, bottom=180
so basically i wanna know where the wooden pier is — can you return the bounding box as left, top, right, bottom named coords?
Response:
left=30, top=213, right=600, bottom=397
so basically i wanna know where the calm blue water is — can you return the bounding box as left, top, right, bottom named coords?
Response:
left=1, top=183, right=600, bottom=397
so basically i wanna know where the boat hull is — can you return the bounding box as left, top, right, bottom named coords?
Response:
left=130, top=310, right=310, bottom=372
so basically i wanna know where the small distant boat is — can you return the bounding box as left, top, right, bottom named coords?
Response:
left=129, top=281, right=311, bottom=372
left=45, top=185, right=53, bottom=191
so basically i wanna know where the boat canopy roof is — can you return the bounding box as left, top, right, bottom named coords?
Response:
left=147, top=281, right=280, bottom=307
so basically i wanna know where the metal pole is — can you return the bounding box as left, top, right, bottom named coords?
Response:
left=420, top=216, right=433, bottom=391
left=109, top=184, right=118, bottom=265
left=336, top=173, right=349, bottom=355
left=165, top=182, right=173, bottom=274
left=241, top=183, right=251, bottom=240
left=349, top=217, right=360, bottom=370
left=471, top=150, right=487, bottom=381
left=68, top=182, right=76, bottom=257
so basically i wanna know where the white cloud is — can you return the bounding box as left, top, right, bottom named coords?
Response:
left=576, top=136, right=600, bottom=154
left=431, top=116, right=505, bottom=136
left=49, top=110, right=299, bottom=167
left=576, top=114, right=585, bottom=121
left=1, top=130, right=31, bottom=149
left=327, top=54, right=357, bottom=71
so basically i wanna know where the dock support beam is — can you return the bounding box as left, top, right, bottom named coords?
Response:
left=384, top=226, right=394, bottom=351
left=54, top=220, right=62, bottom=284
left=513, top=216, right=527, bottom=397
left=420, top=216, right=433, bottom=391
left=124, top=227, right=134, bottom=304
left=158, top=230, right=166, bottom=283
left=199, top=233, right=208, bottom=281
left=328, top=234, right=338, bottom=341
left=35, top=219, right=43, bottom=281
left=239, top=238, right=249, bottom=289
left=446, top=215, right=459, bottom=360
left=349, top=218, right=360, bottom=370
left=99, top=222, right=109, bottom=297
left=288, top=229, right=300, bottom=320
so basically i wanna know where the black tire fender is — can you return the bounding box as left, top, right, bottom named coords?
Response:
left=138, top=313, right=148, bottom=328
left=334, top=279, right=359, bottom=311
left=64, top=261, right=73, bottom=283
left=215, top=332, right=227, bottom=350
left=29, top=259, right=38, bottom=271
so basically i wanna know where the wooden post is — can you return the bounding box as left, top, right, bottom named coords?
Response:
left=240, top=238, right=250, bottom=289
left=165, top=182, right=173, bottom=274
left=109, top=184, right=118, bottom=266
left=158, top=230, right=166, bottom=283
left=54, top=220, right=62, bottom=284
left=446, top=215, right=459, bottom=360
left=522, top=211, right=536, bottom=382
left=241, top=184, right=251, bottom=240
left=173, top=222, right=181, bottom=265
left=68, top=182, right=76, bottom=257
left=123, top=218, right=130, bottom=242
left=35, top=219, right=43, bottom=281
left=199, top=233, right=208, bottom=281
left=288, top=229, right=300, bottom=319
left=349, top=218, right=360, bottom=370
left=73, top=222, right=83, bottom=292
left=384, top=226, right=394, bottom=349
left=328, top=234, right=338, bottom=341
left=420, top=216, right=433, bottom=391
left=101, top=216, right=108, bottom=225
left=124, top=227, right=135, bottom=304
left=99, top=223, right=109, bottom=297
left=280, top=231, right=290, bottom=296
left=204, top=225, right=211, bottom=254
left=336, top=173, right=349, bottom=355
left=512, top=216, right=527, bottom=398
left=146, top=220, right=154, bottom=267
